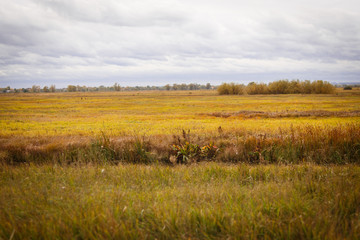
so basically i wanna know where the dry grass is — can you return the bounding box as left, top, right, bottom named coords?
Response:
left=1, top=123, right=359, bottom=165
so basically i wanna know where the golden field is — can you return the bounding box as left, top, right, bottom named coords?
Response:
left=0, top=88, right=359, bottom=165
left=1, top=89, right=359, bottom=137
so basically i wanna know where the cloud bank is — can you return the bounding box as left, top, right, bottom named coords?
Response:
left=1, top=0, right=360, bottom=87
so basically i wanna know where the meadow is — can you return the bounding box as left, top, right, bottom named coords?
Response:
left=1, top=89, right=359, bottom=164
left=0, top=90, right=358, bottom=137
left=1, top=88, right=360, bottom=239
left=1, top=163, right=359, bottom=239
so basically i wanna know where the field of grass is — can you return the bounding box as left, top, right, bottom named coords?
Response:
left=1, top=89, right=360, bottom=165
left=1, top=88, right=360, bottom=239
left=1, top=90, right=359, bottom=137
left=1, top=163, right=360, bottom=239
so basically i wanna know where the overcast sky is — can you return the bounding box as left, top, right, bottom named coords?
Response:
left=1, top=0, right=360, bottom=88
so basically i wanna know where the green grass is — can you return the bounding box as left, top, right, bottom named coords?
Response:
left=1, top=163, right=359, bottom=239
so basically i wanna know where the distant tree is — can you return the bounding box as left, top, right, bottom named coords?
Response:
left=344, top=86, right=352, bottom=90
left=218, top=80, right=335, bottom=95
left=268, top=80, right=288, bottom=94
left=311, top=80, right=335, bottom=94
left=67, top=85, right=77, bottom=92
left=217, top=83, right=245, bottom=95
left=247, top=82, right=268, bottom=95
left=172, top=84, right=179, bottom=91
left=31, top=85, right=40, bottom=93
left=206, top=83, right=211, bottom=89
left=50, top=85, right=56, bottom=92
left=114, top=83, right=121, bottom=91
left=179, top=84, right=188, bottom=90
left=43, top=86, right=50, bottom=92
left=288, top=80, right=301, bottom=94
left=300, top=80, right=312, bottom=94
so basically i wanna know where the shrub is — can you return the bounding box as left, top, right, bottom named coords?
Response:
left=218, top=80, right=336, bottom=95
left=247, top=82, right=269, bottom=95
left=311, top=80, right=336, bottom=94
left=171, top=142, right=219, bottom=164
left=217, top=83, right=245, bottom=95
left=171, top=142, right=201, bottom=164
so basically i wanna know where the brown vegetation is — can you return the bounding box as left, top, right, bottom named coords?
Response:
left=1, top=124, right=359, bottom=165
left=218, top=80, right=336, bottom=95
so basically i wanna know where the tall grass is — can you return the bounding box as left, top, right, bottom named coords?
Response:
left=1, top=163, right=359, bottom=239
left=1, top=124, right=359, bottom=165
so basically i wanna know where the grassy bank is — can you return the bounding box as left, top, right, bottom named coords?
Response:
left=1, top=124, right=359, bottom=165
left=1, top=163, right=359, bottom=239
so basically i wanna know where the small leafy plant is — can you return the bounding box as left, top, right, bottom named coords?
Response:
left=171, top=142, right=200, bottom=164
left=171, top=142, right=219, bottom=164
left=201, top=142, right=219, bottom=159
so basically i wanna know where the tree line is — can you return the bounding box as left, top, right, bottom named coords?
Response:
left=1, top=83, right=213, bottom=93
left=2, top=80, right=354, bottom=94
left=217, top=80, right=336, bottom=95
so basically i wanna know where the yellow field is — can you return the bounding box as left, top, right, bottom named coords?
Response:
left=1, top=90, right=359, bottom=137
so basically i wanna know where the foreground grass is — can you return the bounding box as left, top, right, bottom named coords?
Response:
left=1, top=163, right=359, bottom=239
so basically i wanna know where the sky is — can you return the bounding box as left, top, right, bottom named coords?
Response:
left=1, top=0, right=360, bottom=88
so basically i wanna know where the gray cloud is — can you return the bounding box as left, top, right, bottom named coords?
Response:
left=0, top=0, right=359, bottom=88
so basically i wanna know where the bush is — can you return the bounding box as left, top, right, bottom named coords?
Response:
left=247, top=82, right=269, bottom=95
left=217, top=83, right=245, bottom=95
left=344, top=86, right=353, bottom=90
left=218, top=80, right=336, bottom=95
